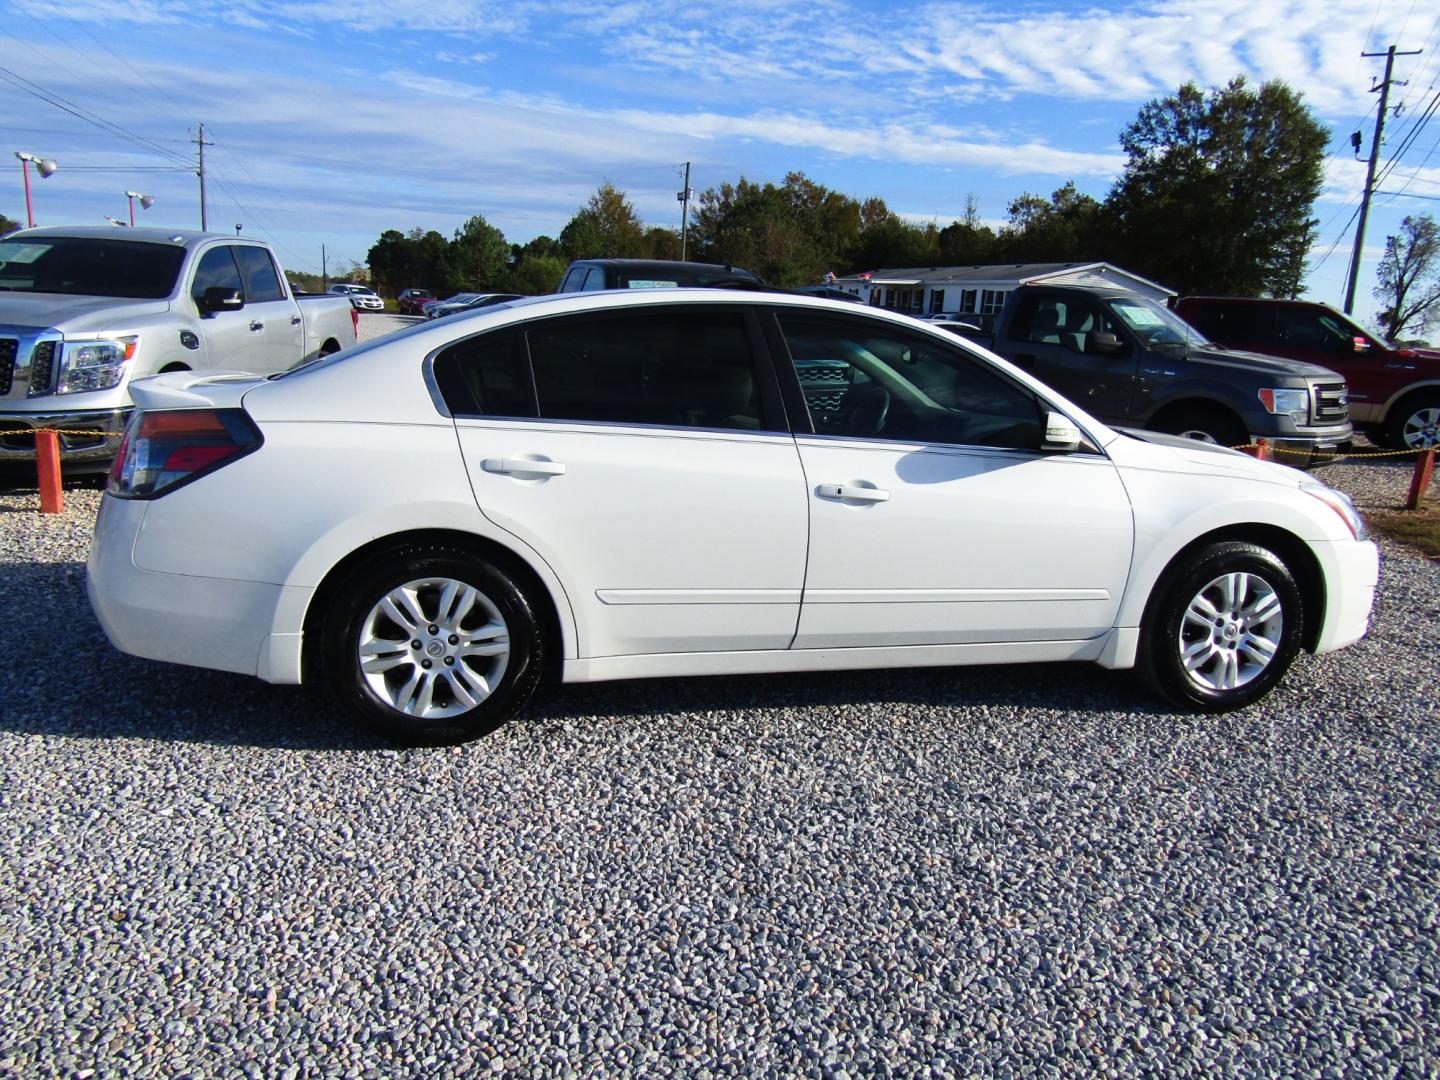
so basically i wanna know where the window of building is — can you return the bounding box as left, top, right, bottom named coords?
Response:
left=959, top=289, right=977, bottom=314
left=980, top=289, right=1006, bottom=315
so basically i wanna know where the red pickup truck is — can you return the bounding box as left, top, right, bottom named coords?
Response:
left=1176, top=296, right=1440, bottom=450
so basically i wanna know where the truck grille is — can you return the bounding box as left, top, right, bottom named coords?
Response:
left=28, top=340, right=56, bottom=396
left=1312, top=382, right=1349, bottom=424
left=0, top=338, right=15, bottom=396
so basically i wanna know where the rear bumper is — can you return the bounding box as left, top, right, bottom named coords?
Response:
left=87, top=494, right=310, bottom=684
left=0, top=408, right=129, bottom=464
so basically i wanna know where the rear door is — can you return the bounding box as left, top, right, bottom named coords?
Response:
left=772, top=310, right=1134, bottom=648
left=231, top=245, right=303, bottom=372
left=444, top=303, right=809, bottom=658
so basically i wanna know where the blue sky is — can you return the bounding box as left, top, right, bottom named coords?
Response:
left=3, top=0, right=1439, bottom=328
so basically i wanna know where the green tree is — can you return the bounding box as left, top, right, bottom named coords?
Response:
left=504, top=253, right=568, bottom=295
left=447, top=214, right=509, bottom=291
left=641, top=226, right=682, bottom=260
left=559, top=182, right=646, bottom=259
left=938, top=195, right=999, bottom=265
left=998, top=182, right=1106, bottom=263
left=1374, top=214, right=1440, bottom=342
left=1107, top=77, right=1327, bottom=296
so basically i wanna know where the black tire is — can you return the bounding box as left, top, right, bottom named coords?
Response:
left=1137, top=541, right=1304, bottom=712
left=318, top=340, right=341, bottom=358
left=1382, top=391, right=1440, bottom=451
left=320, top=541, right=546, bottom=745
left=158, top=363, right=190, bottom=373
left=1150, top=405, right=1248, bottom=449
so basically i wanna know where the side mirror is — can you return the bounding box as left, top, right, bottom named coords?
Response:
left=1089, top=330, right=1124, bottom=355
left=1042, top=410, right=1082, bottom=452
left=1351, top=336, right=1371, bottom=353
left=198, top=286, right=244, bottom=316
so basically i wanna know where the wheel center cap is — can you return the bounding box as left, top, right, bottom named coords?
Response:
left=426, top=640, right=445, bottom=658
left=1223, top=623, right=1240, bottom=641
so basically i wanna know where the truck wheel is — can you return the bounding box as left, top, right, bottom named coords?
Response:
left=1151, top=405, right=1248, bottom=449
left=318, top=340, right=341, bottom=357
left=320, top=541, right=546, bottom=745
left=1137, top=541, right=1303, bottom=712
left=1384, top=392, right=1440, bottom=451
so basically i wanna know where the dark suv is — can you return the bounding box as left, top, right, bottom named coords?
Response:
left=1176, top=296, right=1440, bottom=450
left=556, top=259, right=763, bottom=292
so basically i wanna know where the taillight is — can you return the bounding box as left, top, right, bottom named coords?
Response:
left=107, top=408, right=262, bottom=500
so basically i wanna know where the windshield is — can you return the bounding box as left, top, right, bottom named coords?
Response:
left=0, top=236, right=186, bottom=299
left=1107, top=296, right=1206, bottom=348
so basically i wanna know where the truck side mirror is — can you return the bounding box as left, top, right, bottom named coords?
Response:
left=1351, top=336, right=1371, bottom=353
left=1042, top=411, right=1082, bottom=452
left=1089, top=330, right=1124, bottom=355
left=199, top=286, right=244, bottom=316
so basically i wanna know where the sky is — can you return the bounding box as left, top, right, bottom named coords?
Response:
left=2, top=0, right=1439, bottom=329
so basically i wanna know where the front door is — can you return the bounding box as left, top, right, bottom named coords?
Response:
left=442, top=305, right=809, bottom=658
left=773, top=310, right=1134, bottom=649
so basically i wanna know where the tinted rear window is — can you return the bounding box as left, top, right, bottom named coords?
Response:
left=0, top=236, right=186, bottom=299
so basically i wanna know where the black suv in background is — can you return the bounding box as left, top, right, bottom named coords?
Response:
left=557, top=259, right=763, bottom=292
left=987, top=284, right=1352, bottom=466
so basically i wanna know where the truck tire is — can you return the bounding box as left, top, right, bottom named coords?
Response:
left=1137, top=540, right=1304, bottom=712
left=1150, top=404, right=1248, bottom=449
left=1383, top=391, right=1440, bottom=451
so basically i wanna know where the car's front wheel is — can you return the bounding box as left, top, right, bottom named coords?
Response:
left=1137, top=541, right=1304, bottom=712
left=321, top=542, right=546, bottom=744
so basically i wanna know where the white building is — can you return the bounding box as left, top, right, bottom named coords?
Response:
left=831, top=262, right=1176, bottom=326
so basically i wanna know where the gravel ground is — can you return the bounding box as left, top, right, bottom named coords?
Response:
left=0, top=457, right=1436, bottom=1078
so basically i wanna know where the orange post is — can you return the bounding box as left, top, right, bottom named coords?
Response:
left=1241, top=439, right=1270, bottom=461
left=1406, top=448, right=1436, bottom=511
left=35, top=429, right=63, bottom=514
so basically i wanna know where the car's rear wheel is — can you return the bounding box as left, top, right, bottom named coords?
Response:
left=1137, top=541, right=1304, bottom=712
left=321, top=542, right=545, bottom=744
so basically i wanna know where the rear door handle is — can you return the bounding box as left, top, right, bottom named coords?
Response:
left=249, top=320, right=265, bottom=332
left=482, top=457, right=567, bottom=477
left=816, top=483, right=889, bottom=503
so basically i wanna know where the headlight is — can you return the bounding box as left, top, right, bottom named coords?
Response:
left=1258, top=387, right=1309, bottom=424
left=1302, top=482, right=1368, bottom=541
left=55, top=337, right=138, bottom=395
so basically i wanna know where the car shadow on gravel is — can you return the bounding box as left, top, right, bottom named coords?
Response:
left=0, top=558, right=1173, bottom=751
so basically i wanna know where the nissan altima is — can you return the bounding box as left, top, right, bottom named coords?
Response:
left=87, top=290, right=1378, bottom=744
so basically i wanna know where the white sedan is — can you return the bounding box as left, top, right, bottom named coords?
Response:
left=88, top=290, right=1378, bottom=744
left=327, top=283, right=384, bottom=311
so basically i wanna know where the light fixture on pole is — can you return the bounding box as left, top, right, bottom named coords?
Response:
left=14, top=151, right=58, bottom=228
left=125, top=190, right=155, bottom=227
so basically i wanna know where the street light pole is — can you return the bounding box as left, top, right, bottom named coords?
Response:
left=14, top=151, right=58, bottom=228
left=125, top=191, right=155, bottom=227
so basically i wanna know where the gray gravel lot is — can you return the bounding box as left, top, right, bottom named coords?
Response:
left=0, top=452, right=1436, bottom=1078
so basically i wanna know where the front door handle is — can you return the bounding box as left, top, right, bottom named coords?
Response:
left=249, top=320, right=265, bottom=332
left=816, top=483, right=889, bottom=503
left=482, top=457, right=567, bottom=477
left=290, top=315, right=303, bottom=326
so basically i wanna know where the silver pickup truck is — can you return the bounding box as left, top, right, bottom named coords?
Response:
left=0, top=226, right=358, bottom=468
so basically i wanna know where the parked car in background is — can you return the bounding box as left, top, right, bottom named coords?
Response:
left=397, top=288, right=436, bottom=316
left=988, top=284, right=1352, bottom=466
left=556, top=259, right=763, bottom=292
left=88, top=289, right=1376, bottom=745
left=426, top=293, right=523, bottom=319
left=1175, top=296, right=1440, bottom=450
left=328, top=283, right=384, bottom=311
left=424, top=293, right=483, bottom=318
left=0, top=226, right=357, bottom=469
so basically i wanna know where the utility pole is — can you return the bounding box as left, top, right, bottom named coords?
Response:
left=677, top=162, right=692, bottom=261
left=194, top=123, right=213, bottom=232
left=321, top=244, right=328, bottom=291
left=1344, top=45, right=1421, bottom=314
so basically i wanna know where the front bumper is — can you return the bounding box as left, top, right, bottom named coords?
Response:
left=1252, top=425, right=1353, bottom=468
left=0, top=407, right=130, bottom=463
left=1312, top=539, right=1380, bottom=655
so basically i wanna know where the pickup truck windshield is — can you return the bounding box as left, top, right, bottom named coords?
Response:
left=0, top=236, right=186, bottom=299
left=1108, top=297, right=1205, bottom=349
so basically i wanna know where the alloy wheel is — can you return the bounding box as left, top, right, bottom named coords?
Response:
left=1176, top=571, right=1283, bottom=691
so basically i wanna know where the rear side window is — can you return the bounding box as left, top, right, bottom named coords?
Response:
left=191, top=247, right=244, bottom=305
left=580, top=267, right=607, bottom=291
left=558, top=267, right=586, bottom=291
left=233, top=246, right=285, bottom=303
left=432, top=330, right=537, bottom=418
left=527, top=309, right=769, bottom=430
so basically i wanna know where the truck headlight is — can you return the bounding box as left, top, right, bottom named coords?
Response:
left=55, top=337, right=138, bottom=395
left=1258, top=387, right=1309, bottom=424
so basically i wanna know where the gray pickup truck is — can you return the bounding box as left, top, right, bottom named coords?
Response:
left=0, top=226, right=358, bottom=469
left=987, top=283, right=1352, bottom=465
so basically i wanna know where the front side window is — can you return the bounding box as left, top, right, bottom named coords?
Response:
left=432, top=330, right=536, bottom=418
left=580, top=268, right=607, bottom=291
left=232, top=245, right=284, bottom=303
left=527, top=309, right=767, bottom=430
left=779, top=314, right=1043, bottom=450
left=191, top=246, right=244, bottom=305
